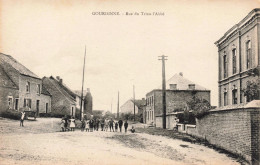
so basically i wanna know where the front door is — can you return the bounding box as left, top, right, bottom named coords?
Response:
left=36, top=100, right=40, bottom=116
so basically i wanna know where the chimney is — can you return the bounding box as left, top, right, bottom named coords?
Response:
left=87, top=88, right=90, bottom=93
left=56, top=76, right=62, bottom=84
left=179, top=72, right=183, bottom=76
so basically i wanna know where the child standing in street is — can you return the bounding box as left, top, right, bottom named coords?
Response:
left=69, top=116, right=76, bottom=131
left=115, top=122, right=118, bottom=132
left=85, top=120, right=90, bottom=132
left=60, top=118, right=65, bottom=132
left=124, top=120, right=128, bottom=133
left=81, top=119, right=86, bottom=132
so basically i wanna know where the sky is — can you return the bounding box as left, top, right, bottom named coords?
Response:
left=1, top=0, right=259, bottom=112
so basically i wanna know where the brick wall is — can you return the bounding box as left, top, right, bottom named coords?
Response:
left=186, top=107, right=260, bottom=164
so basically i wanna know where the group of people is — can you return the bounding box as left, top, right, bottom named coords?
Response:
left=81, top=118, right=131, bottom=133
left=60, top=116, right=76, bottom=131
left=60, top=116, right=135, bottom=133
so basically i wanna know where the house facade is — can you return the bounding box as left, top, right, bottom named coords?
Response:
left=42, top=76, right=85, bottom=117
left=145, top=73, right=210, bottom=128
left=0, top=53, right=51, bottom=115
left=215, top=8, right=260, bottom=107
left=120, top=98, right=145, bottom=113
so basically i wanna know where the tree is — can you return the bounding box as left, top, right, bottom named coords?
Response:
left=243, top=80, right=260, bottom=102
left=187, top=96, right=211, bottom=119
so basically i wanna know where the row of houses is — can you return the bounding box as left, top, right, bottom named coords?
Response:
left=0, top=53, right=93, bottom=117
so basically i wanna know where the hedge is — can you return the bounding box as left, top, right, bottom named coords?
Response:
left=0, top=110, right=21, bottom=120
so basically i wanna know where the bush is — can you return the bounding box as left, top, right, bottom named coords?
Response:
left=0, top=110, right=21, bottom=120
left=39, top=113, right=52, bottom=117
left=176, top=111, right=196, bottom=124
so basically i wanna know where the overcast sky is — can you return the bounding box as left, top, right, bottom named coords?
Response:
left=1, top=0, right=259, bottom=112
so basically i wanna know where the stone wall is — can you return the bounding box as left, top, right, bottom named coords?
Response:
left=185, top=106, right=260, bottom=164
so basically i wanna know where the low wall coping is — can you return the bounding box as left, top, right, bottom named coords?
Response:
left=186, top=124, right=196, bottom=128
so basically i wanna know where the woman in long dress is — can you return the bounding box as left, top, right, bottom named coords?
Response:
left=69, top=116, right=76, bottom=131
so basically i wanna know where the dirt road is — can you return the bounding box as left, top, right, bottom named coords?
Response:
left=0, top=118, right=240, bottom=165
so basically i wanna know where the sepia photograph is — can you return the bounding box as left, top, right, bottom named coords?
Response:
left=0, top=0, right=259, bottom=165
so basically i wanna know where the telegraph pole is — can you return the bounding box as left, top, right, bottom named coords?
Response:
left=133, top=85, right=136, bottom=122
left=158, top=55, right=167, bottom=129
left=80, top=46, right=86, bottom=121
left=117, top=91, right=119, bottom=119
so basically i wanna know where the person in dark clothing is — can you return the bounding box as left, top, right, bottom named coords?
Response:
left=64, top=116, right=69, bottom=132
left=109, top=119, right=114, bottom=132
left=118, top=119, right=123, bottom=132
left=96, top=119, right=100, bottom=131
left=115, top=122, right=118, bottom=132
left=81, top=120, right=86, bottom=132
left=100, top=118, right=105, bottom=131
left=89, top=119, right=94, bottom=132
left=130, top=126, right=135, bottom=133
left=93, top=119, right=96, bottom=131
left=124, top=120, right=128, bottom=133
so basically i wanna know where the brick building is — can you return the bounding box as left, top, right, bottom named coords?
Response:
left=0, top=53, right=51, bottom=115
left=145, top=73, right=210, bottom=127
left=42, top=76, right=85, bottom=117
left=215, top=8, right=260, bottom=107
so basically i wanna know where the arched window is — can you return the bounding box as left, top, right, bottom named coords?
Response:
left=232, top=49, right=236, bottom=74
left=246, top=40, right=251, bottom=69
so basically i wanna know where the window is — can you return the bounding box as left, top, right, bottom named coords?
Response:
left=188, top=84, right=195, bottom=90
left=246, top=40, right=251, bottom=69
left=151, top=96, right=153, bottom=105
left=232, top=49, right=236, bottom=74
left=223, top=53, right=228, bottom=78
left=71, top=107, right=74, bottom=116
left=170, top=84, right=177, bottom=90
left=232, top=89, right=237, bottom=104
left=46, top=103, right=48, bottom=113
left=26, top=82, right=30, bottom=93
left=224, top=91, right=228, bottom=106
left=24, top=99, right=32, bottom=108
left=15, top=98, right=19, bottom=110
left=37, top=84, right=41, bottom=94
left=8, top=96, right=13, bottom=109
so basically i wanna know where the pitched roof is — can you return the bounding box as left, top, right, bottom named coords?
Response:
left=0, top=65, right=18, bottom=89
left=48, top=76, right=76, bottom=102
left=157, top=73, right=208, bottom=91
left=41, top=85, right=51, bottom=96
left=0, top=53, right=40, bottom=79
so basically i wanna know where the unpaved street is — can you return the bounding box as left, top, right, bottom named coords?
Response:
left=0, top=118, right=240, bottom=165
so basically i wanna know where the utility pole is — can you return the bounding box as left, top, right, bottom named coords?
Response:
left=117, top=91, right=119, bottom=119
left=133, top=85, right=135, bottom=121
left=80, top=46, right=86, bottom=121
left=158, top=55, right=167, bottom=129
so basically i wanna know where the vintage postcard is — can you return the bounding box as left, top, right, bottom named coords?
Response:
left=0, top=0, right=259, bottom=165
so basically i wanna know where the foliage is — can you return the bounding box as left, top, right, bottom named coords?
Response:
left=242, top=80, right=260, bottom=102
left=92, top=110, right=103, bottom=119
left=176, top=111, right=196, bottom=124
left=187, top=96, right=211, bottom=119
left=103, top=111, right=115, bottom=119
left=120, top=112, right=142, bottom=122
left=39, top=113, right=52, bottom=117
left=0, top=109, right=21, bottom=120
